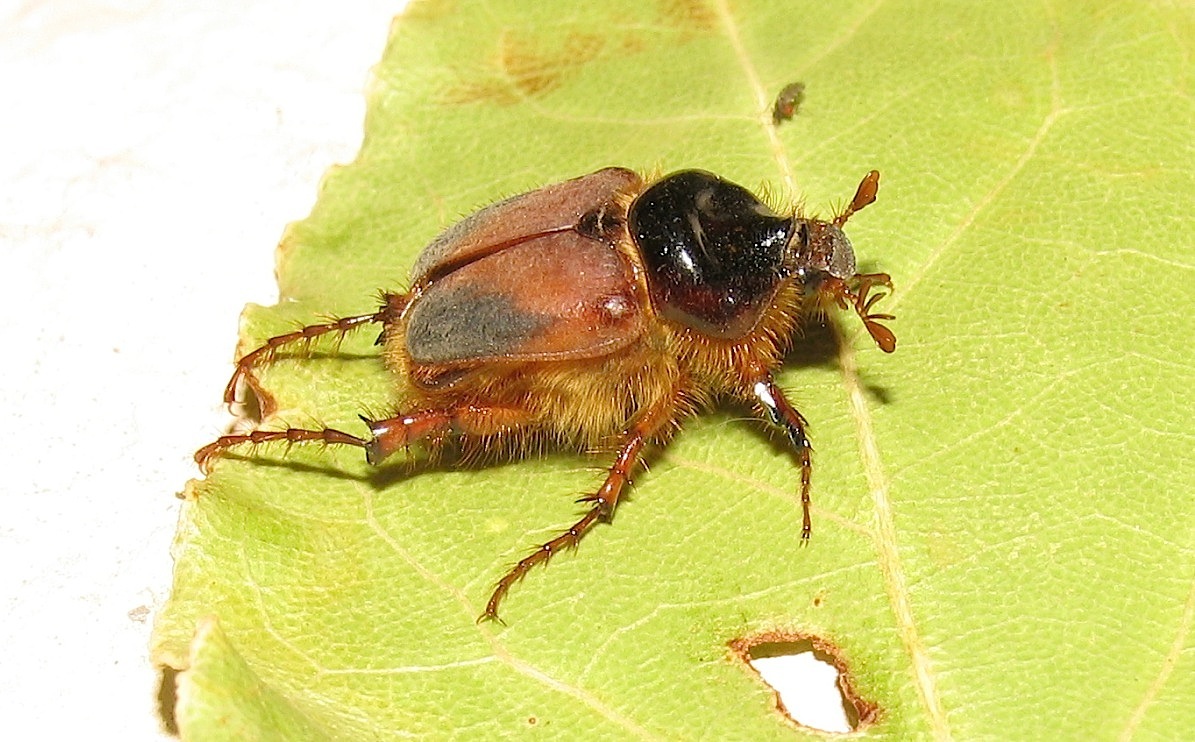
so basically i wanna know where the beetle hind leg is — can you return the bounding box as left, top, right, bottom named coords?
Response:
left=223, top=292, right=409, bottom=405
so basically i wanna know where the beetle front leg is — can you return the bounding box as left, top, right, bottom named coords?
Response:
left=481, top=388, right=679, bottom=623
left=748, top=374, right=814, bottom=541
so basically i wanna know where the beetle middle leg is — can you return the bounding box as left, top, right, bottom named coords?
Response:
left=195, top=425, right=369, bottom=472
left=360, top=404, right=533, bottom=465
left=481, top=387, right=681, bottom=623
left=196, top=403, right=533, bottom=472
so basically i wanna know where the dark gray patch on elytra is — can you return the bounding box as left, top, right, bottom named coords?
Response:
left=406, top=283, right=549, bottom=364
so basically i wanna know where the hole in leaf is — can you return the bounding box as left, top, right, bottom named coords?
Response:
left=156, top=666, right=180, bottom=735
left=730, top=633, right=877, bottom=733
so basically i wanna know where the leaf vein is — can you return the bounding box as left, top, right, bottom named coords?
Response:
left=1119, top=567, right=1195, bottom=740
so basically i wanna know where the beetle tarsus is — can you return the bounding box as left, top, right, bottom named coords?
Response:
left=479, top=388, right=676, bottom=622
left=194, top=426, right=367, bottom=472
left=482, top=507, right=605, bottom=623
left=222, top=301, right=402, bottom=405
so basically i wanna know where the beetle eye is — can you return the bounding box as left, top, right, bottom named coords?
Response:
left=792, top=222, right=809, bottom=249
left=786, top=222, right=811, bottom=280
left=826, top=229, right=857, bottom=279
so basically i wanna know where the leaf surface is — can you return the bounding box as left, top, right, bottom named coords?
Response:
left=154, top=1, right=1195, bottom=738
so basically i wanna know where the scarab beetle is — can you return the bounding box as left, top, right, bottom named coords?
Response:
left=197, top=167, right=895, bottom=622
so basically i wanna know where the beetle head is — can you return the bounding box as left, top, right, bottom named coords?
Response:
left=787, top=171, right=896, bottom=353
left=789, top=220, right=857, bottom=284
left=787, top=169, right=878, bottom=285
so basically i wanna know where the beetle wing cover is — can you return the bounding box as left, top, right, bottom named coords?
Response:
left=410, top=167, right=642, bottom=284
left=405, top=230, right=644, bottom=364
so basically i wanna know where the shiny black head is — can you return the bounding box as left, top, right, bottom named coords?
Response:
left=628, top=170, right=794, bottom=339
left=628, top=170, right=868, bottom=340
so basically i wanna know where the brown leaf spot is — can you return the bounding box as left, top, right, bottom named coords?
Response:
left=445, top=31, right=606, bottom=105
left=439, top=3, right=722, bottom=106
left=659, top=0, right=720, bottom=32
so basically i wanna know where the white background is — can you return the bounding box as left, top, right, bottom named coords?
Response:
left=0, top=1, right=844, bottom=736
left=0, top=2, right=402, bottom=737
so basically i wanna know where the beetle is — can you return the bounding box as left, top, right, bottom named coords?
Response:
left=772, top=81, right=806, bottom=124
left=196, top=167, right=895, bottom=622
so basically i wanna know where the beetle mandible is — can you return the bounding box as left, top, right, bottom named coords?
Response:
left=196, top=167, right=896, bottom=622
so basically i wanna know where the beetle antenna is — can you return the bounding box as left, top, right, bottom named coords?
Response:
left=833, top=170, right=880, bottom=227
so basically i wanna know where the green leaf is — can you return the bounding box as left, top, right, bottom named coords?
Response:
left=175, top=618, right=332, bottom=741
left=154, top=0, right=1195, bottom=738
